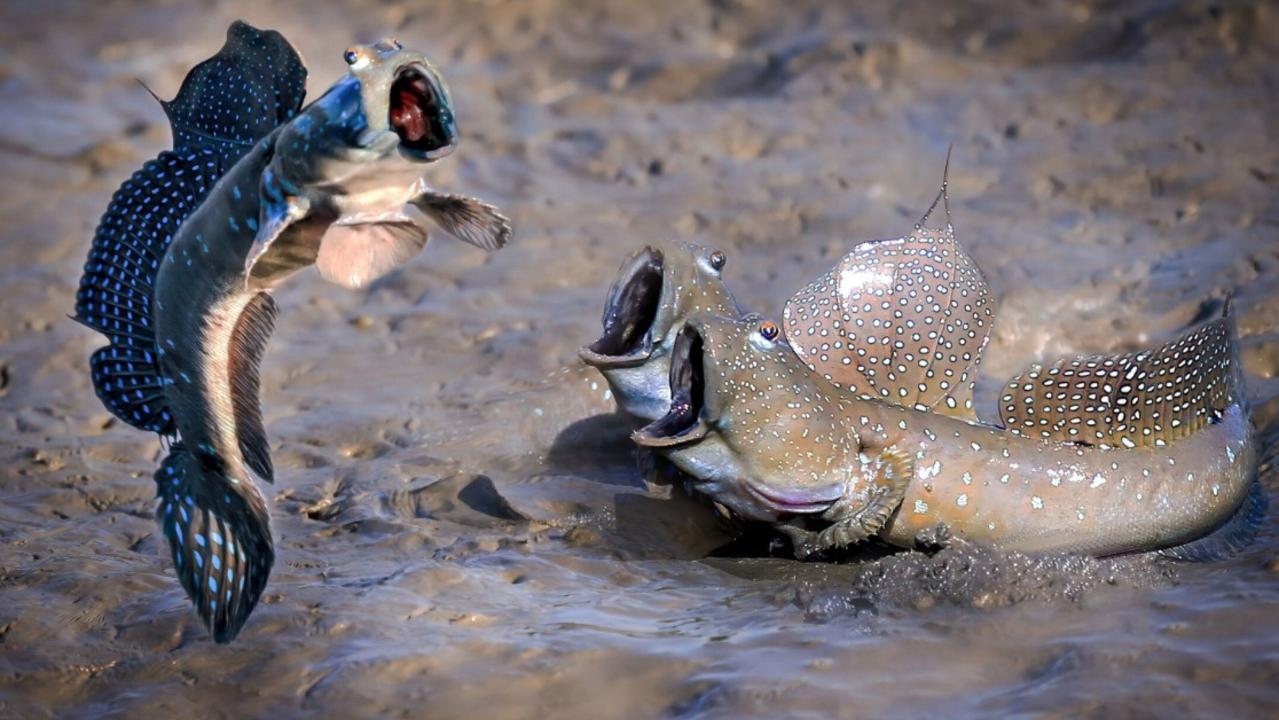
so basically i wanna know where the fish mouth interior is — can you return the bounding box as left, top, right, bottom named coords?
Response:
left=581, top=248, right=664, bottom=366
left=634, top=324, right=708, bottom=446
left=389, top=64, right=454, bottom=157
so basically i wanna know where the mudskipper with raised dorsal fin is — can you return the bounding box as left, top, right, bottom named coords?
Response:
left=73, top=23, right=510, bottom=642
left=628, top=172, right=1262, bottom=560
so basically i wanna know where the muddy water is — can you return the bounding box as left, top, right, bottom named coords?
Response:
left=2, top=0, right=1278, bottom=717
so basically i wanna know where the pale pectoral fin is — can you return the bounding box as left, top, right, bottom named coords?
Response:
left=785, top=445, right=914, bottom=559
left=245, top=168, right=313, bottom=282
left=315, top=213, right=430, bottom=289
left=410, top=191, right=511, bottom=251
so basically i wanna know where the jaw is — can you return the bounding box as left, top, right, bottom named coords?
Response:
left=580, top=246, right=665, bottom=369
left=388, top=62, right=457, bottom=160
left=634, top=319, right=843, bottom=521
left=632, top=323, right=711, bottom=447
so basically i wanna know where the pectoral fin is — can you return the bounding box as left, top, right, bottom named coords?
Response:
left=245, top=167, right=313, bottom=284
left=781, top=445, right=914, bottom=559
left=410, top=191, right=511, bottom=251
left=314, top=212, right=430, bottom=289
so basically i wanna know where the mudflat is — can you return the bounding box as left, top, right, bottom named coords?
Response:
left=1, top=1, right=1277, bottom=717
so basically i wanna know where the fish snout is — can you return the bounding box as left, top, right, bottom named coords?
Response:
left=581, top=246, right=665, bottom=367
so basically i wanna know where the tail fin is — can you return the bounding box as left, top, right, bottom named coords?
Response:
left=1000, top=299, right=1243, bottom=448
left=73, top=22, right=306, bottom=434
left=155, top=443, right=273, bottom=643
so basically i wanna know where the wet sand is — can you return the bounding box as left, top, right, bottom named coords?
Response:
left=2, top=0, right=1278, bottom=717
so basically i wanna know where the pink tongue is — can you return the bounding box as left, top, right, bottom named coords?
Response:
left=391, top=87, right=427, bottom=141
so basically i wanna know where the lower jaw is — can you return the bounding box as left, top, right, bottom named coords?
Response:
left=743, top=484, right=834, bottom=515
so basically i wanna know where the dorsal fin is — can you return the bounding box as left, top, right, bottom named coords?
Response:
left=782, top=162, right=994, bottom=419
left=74, top=22, right=306, bottom=434
left=228, top=293, right=278, bottom=482
left=160, top=21, right=308, bottom=165
left=999, top=302, right=1242, bottom=448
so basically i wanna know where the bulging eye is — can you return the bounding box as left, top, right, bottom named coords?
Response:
left=758, top=321, right=779, bottom=341
left=344, top=48, right=359, bottom=65
left=708, top=250, right=726, bottom=271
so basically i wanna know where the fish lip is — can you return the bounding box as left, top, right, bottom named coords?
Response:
left=742, top=483, right=840, bottom=514
left=580, top=246, right=664, bottom=368
left=389, top=62, right=458, bottom=161
left=632, top=323, right=711, bottom=447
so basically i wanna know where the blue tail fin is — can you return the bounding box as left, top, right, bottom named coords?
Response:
left=73, top=22, right=307, bottom=435
left=156, top=443, right=273, bottom=643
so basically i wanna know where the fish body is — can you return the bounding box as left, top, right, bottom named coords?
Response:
left=76, top=24, right=510, bottom=641
left=633, top=310, right=1258, bottom=559
left=579, top=241, right=742, bottom=421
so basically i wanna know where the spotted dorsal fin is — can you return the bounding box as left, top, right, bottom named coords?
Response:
left=999, top=302, right=1242, bottom=448
left=75, top=22, right=307, bottom=435
left=782, top=165, right=994, bottom=419
left=160, top=21, right=307, bottom=165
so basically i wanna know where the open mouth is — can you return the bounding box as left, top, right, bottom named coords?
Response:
left=580, top=247, right=664, bottom=367
left=389, top=64, right=455, bottom=157
left=633, top=324, right=708, bottom=446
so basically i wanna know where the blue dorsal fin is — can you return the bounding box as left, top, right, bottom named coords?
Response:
left=159, top=20, right=308, bottom=165
left=74, top=22, right=307, bottom=435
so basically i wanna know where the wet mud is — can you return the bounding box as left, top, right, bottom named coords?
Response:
left=1, top=0, right=1278, bottom=717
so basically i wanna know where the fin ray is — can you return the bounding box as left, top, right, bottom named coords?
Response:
left=314, top=215, right=430, bottom=289
left=1000, top=308, right=1240, bottom=447
left=155, top=444, right=273, bottom=643
left=160, top=21, right=307, bottom=164
left=411, top=191, right=512, bottom=251
left=783, top=222, right=993, bottom=419
left=75, top=22, right=307, bottom=435
left=229, top=293, right=278, bottom=483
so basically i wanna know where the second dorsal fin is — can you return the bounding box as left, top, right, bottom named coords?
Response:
left=782, top=168, right=994, bottom=419
left=1000, top=303, right=1242, bottom=448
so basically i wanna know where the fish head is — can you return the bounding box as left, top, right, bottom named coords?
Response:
left=343, top=38, right=458, bottom=161
left=280, top=38, right=458, bottom=175
left=579, top=241, right=741, bottom=421
left=632, top=313, right=858, bottom=522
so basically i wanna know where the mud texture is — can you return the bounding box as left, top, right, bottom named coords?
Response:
left=1, top=1, right=1278, bottom=718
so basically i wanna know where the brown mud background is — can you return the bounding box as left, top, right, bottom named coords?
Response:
left=2, top=0, right=1278, bottom=717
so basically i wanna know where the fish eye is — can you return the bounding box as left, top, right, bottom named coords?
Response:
left=392, top=37, right=403, bottom=50
left=758, top=321, right=779, bottom=341
left=708, top=250, right=726, bottom=271
left=344, top=48, right=359, bottom=65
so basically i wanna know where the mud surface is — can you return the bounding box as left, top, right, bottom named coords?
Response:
left=2, top=0, right=1278, bottom=717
